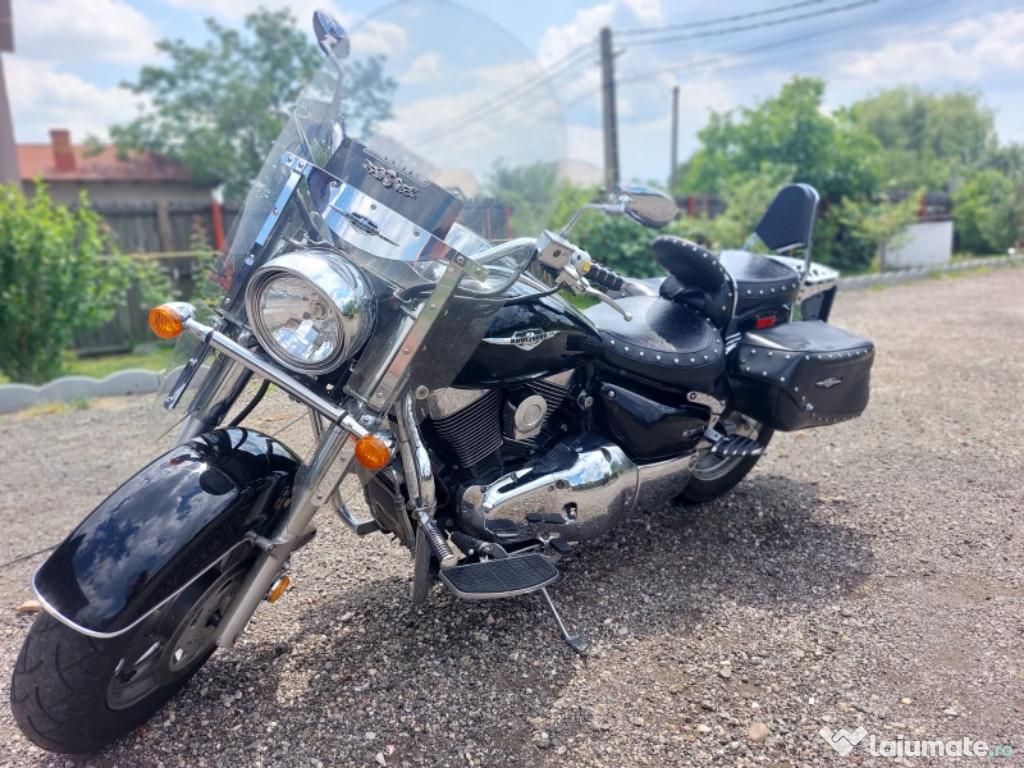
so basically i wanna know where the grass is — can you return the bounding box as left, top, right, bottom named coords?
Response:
left=0, top=346, right=174, bottom=385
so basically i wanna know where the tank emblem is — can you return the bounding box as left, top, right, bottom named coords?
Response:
left=482, top=328, right=557, bottom=351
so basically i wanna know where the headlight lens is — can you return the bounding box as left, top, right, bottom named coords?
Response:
left=245, top=250, right=375, bottom=375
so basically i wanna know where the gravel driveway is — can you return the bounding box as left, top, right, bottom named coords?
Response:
left=1, top=267, right=1022, bottom=767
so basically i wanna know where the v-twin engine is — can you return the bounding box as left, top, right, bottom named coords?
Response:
left=456, top=432, right=697, bottom=543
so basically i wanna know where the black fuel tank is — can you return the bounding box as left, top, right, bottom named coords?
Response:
left=455, top=281, right=600, bottom=387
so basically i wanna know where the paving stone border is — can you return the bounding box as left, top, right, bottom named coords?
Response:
left=1, top=253, right=1019, bottom=414
left=0, top=370, right=163, bottom=414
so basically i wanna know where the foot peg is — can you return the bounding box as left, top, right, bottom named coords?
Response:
left=439, top=553, right=557, bottom=599
left=539, top=587, right=587, bottom=654
left=710, top=434, right=764, bottom=458
left=417, top=511, right=458, bottom=570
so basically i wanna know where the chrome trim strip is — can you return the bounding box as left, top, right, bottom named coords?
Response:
left=181, top=317, right=368, bottom=438
left=31, top=543, right=248, bottom=640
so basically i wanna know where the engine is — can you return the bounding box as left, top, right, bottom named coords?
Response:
left=425, top=370, right=575, bottom=473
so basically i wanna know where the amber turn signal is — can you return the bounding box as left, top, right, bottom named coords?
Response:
left=149, top=305, right=183, bottom=339
left=354, top=434, right=391, bottom=470
left=267, top=576, right=290, bottom=603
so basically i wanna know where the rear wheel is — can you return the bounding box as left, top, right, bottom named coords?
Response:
left=677, top=411, right=773, bottom=504
left=11, top=559, right=250, bottom=753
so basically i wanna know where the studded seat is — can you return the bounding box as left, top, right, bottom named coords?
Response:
left=584, top=296, right=726, bottom=389
left=718, top=250, right=801, bottom=314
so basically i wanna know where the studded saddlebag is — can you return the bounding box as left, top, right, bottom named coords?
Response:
left=728, top=320, right=874, bottom=431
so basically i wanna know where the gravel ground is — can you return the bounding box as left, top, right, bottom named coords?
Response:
left=1, top=267, right=1022, bottom=767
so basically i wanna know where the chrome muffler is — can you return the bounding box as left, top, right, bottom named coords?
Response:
left=457, top=433, right=697, bottom=543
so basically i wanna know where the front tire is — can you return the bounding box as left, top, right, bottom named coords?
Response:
left=11, top=559, right=249, bottom=753
left=677, top=411, right=774, bottom=504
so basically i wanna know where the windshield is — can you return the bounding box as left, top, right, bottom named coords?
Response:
left=175, top=0, right=567, bottom=419
left=221, top=0, right=566, bottom=294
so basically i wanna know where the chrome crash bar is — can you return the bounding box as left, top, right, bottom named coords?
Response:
left=181, top=316, right=369, bottom=439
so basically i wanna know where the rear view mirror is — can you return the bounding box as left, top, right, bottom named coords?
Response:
left=618, top=185, right=679, bottom=229
left=314, top=11, right=350, bottom=60
left=755, top=184, right=819, bottom=253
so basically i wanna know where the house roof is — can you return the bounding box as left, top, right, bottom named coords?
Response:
left=17, top=143, right=191, bottom=183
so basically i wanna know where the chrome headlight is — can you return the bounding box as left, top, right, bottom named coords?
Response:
left=245, top=249, right=375, bottom=375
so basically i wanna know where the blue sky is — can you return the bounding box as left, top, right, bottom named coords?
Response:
left=8, top=0, right=1024, bottom=185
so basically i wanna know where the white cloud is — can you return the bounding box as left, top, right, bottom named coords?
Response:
left=6, top=57, right=144, bottom=141
left=840, top=8, right=1024, bottom=84
left=349, top=19, right=408, bottom=58
left=13, top=0, right=159, bottom=63
left=371, top=57, right=565, bottom=177
left=399, top=52, right=442, bottom=85
left=620, top=0, right=664, bottom=27
left=537, top=1, right=614, bottom=67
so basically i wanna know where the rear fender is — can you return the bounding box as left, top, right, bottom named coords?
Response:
left=33, top=428, right=301, bottom=638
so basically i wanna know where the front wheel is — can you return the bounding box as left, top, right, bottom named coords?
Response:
left=11, top=559, right=250, bottom=754
left=677, top=411, right=774, bottom=504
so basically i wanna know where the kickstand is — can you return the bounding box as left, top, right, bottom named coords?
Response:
left=539, top=587, right=588, bottom=655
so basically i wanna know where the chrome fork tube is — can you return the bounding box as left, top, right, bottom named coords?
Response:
left=213, top=422, right=353, bottom=647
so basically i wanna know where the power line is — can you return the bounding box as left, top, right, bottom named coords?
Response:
left=617, top=0, right=828, bottom=37
left=404, top=44, right=593, bottom=147
left=623, top=0, right=879, bottom=49
left=561, top=0, right=949, bottom=107
left=615, top=0, right=948, bottom=84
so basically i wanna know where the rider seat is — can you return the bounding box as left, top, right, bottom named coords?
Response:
left=584, top=295, right=726, bottom=389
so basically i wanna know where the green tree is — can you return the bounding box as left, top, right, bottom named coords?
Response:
left=678, top=77, right=892, bottom=272
left=842, top=86, right=997, bottom=190
left=488, top=161, right=563, bottom=238
left=0, top=185, right=136, bottom=384
left=547, top=183, right=666, bottom=277
left=110, top=9, right=395, bottom=201
left=953, top=170, right=1021, bottom=253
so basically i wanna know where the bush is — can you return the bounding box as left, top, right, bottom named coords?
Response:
left=954, top=170, right=1021, bottom=254
left=0, top=183, right=150, bottom=383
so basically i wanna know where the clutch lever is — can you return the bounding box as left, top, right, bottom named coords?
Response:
left=583, top=286, right=632, bottom=321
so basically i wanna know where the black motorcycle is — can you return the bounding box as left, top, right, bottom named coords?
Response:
left=11, top=3, right=873, bottom=754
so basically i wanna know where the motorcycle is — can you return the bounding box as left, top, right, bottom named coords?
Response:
left=11, top=2, right=874, bottom=754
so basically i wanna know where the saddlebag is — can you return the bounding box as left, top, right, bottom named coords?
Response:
left=728, top=320, right=874, bottom=431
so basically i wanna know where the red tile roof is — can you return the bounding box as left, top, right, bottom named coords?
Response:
left=17, top=143, right=191, bottom=183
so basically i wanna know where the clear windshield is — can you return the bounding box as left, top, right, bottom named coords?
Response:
left=175, top=0, right=568, bottom=418
left=221, top=0, right=566, bottom=294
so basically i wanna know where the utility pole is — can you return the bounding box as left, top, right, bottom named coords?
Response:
left=0, top=0, right=18, bottom=188
left=669, top=85, right=679, bottom=192
left=599, top=27, right=620, bottom=194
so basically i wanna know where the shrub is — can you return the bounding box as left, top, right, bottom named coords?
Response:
left=0, top=184, right=147, bottom=383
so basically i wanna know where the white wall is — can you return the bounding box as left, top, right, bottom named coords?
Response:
left=881, top=220, right=954, bottom=270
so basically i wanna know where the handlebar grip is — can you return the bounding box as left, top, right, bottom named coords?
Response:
left=586, top=263, right=624, bottom=291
